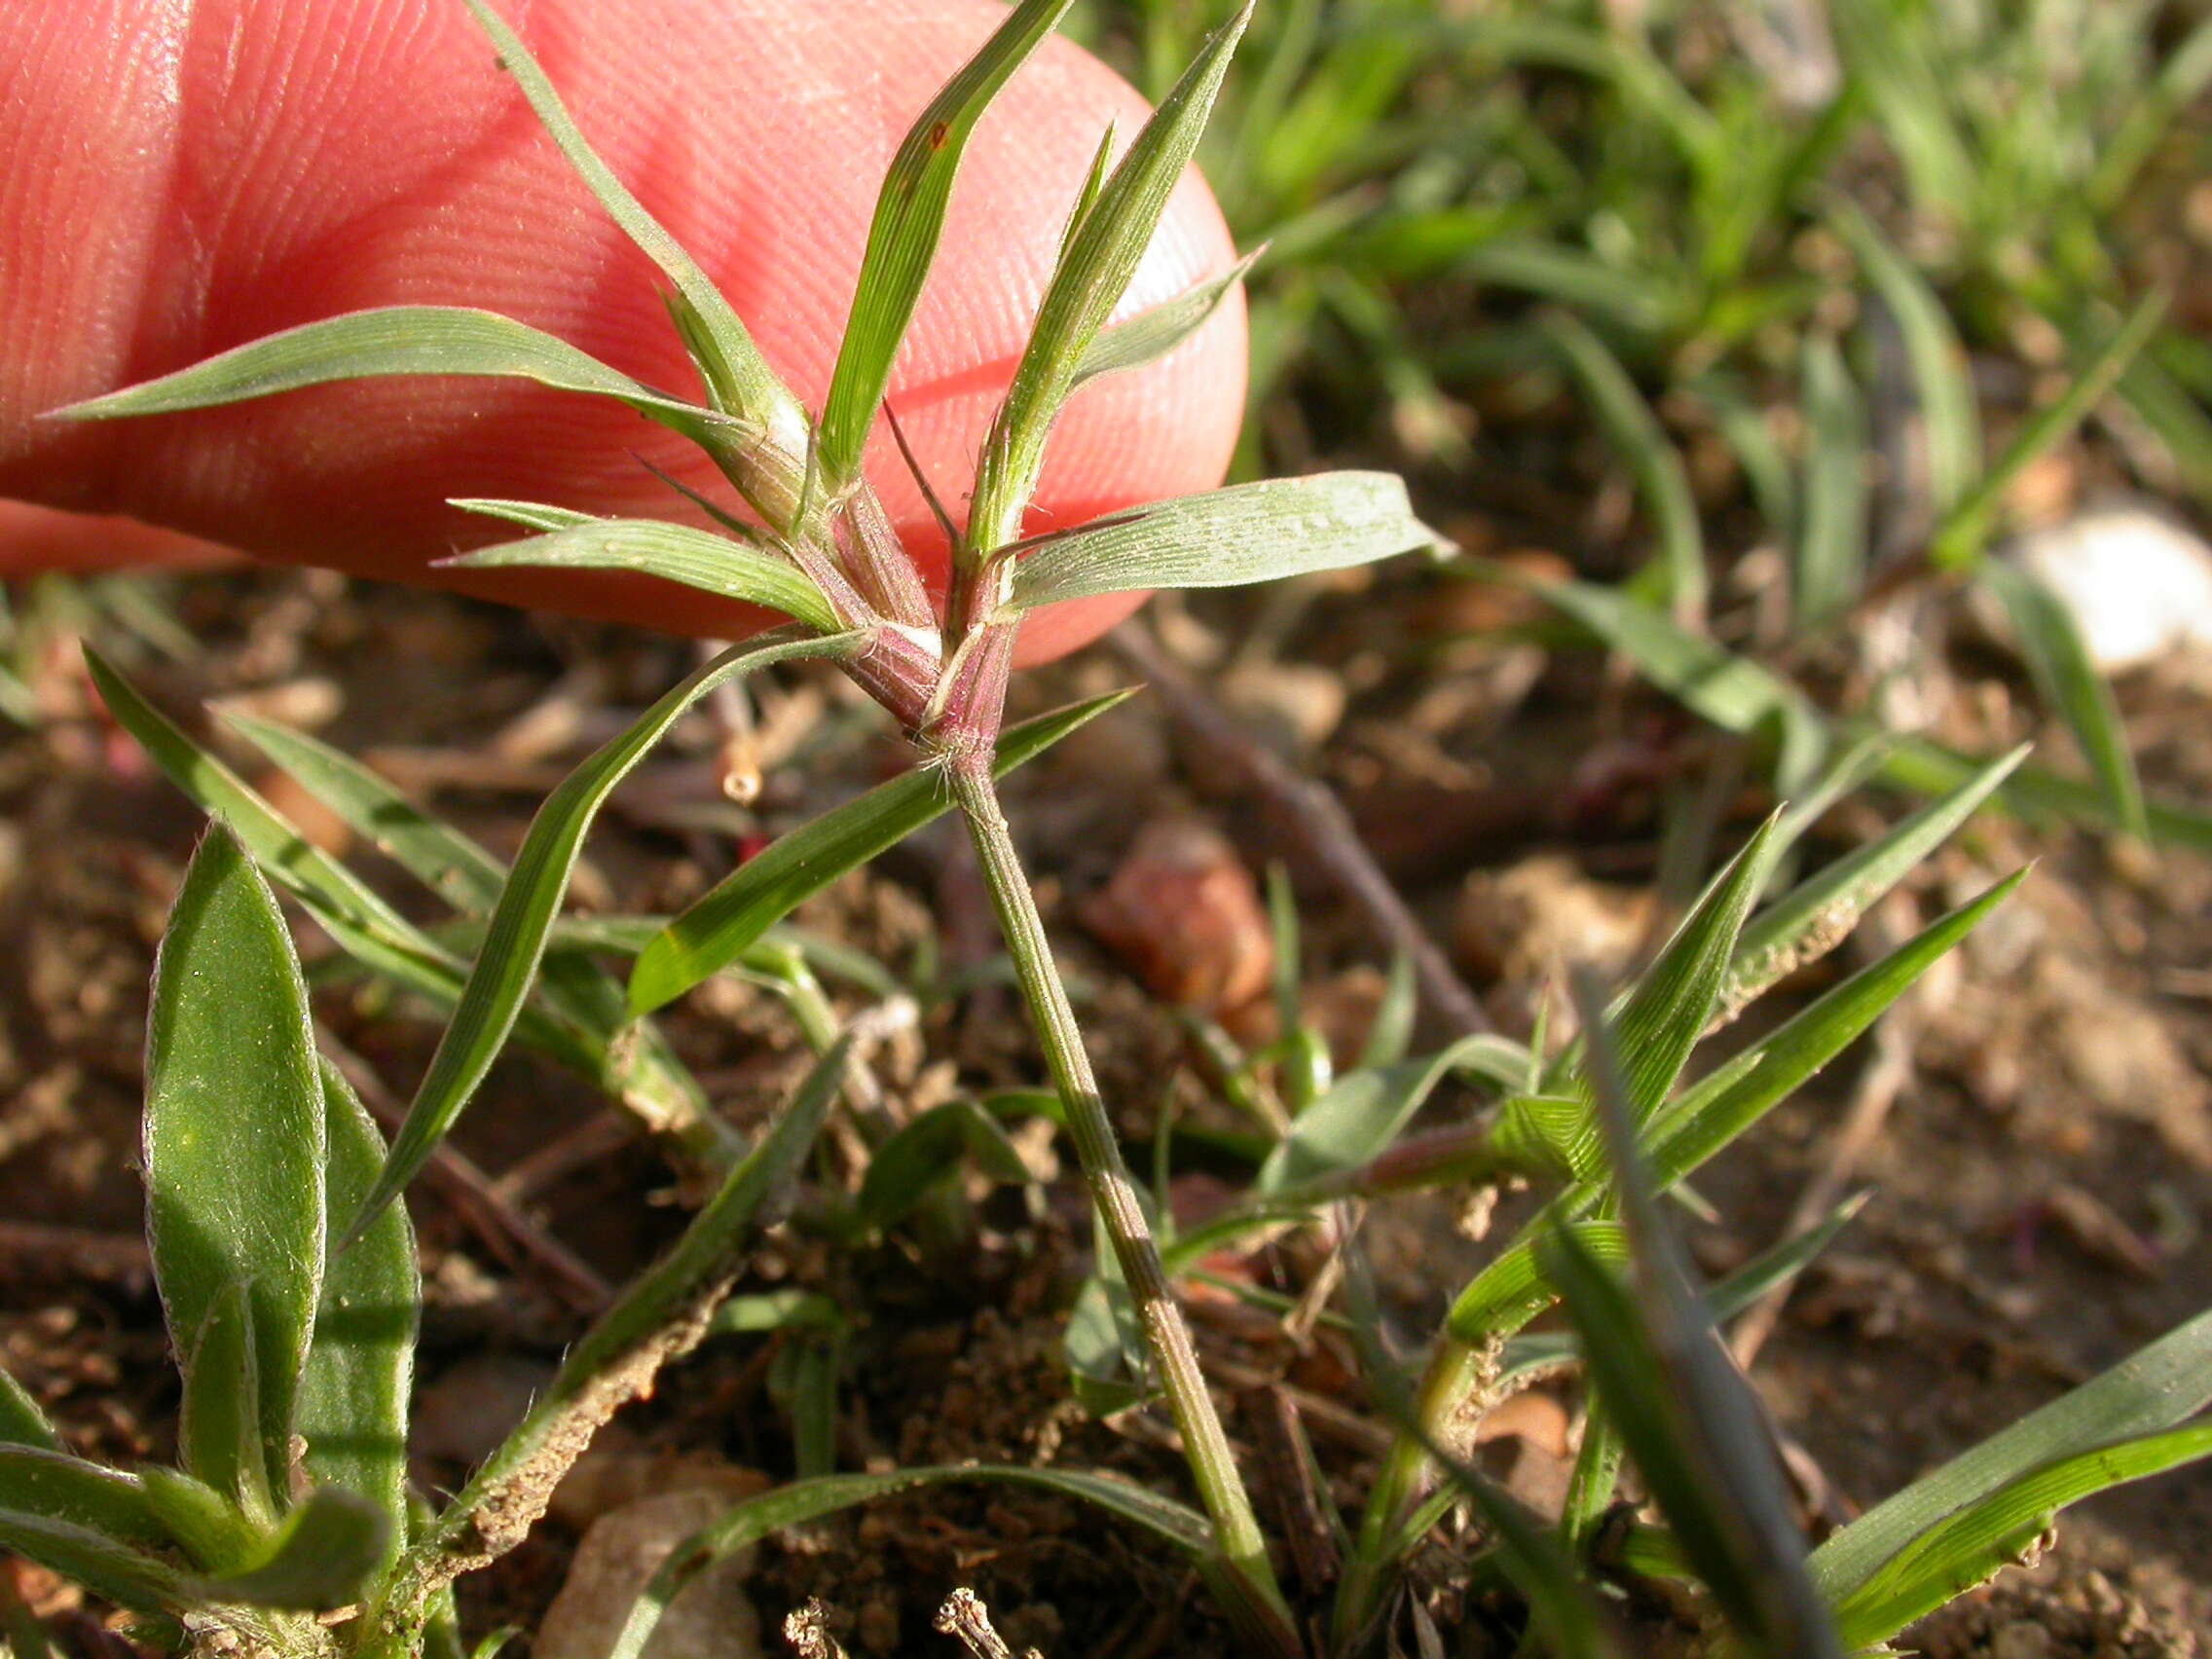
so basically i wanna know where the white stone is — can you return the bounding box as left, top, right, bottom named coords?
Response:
left=2006, top=502, right=2212, bottom=674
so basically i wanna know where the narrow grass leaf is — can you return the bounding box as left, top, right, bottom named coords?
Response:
left=817, top=0, right=1076, bottom=486
left=1006, top=472, right=1433, bottom=612
left=968, top=3, right=1251, bottom=551
left=458, top=0, right=802, bottom=445
left=1722, top=745, right=2027, bottom=1019
left=857, top=1100, right=1036, bottom=1229
left=1072, top=249, right=1259, bottom=387
left=1688, top=375, right=1795, bottom=541
left=630, top=690, right=1128, bottom=1016
left=1446, top=1221, right=1627, bottom=1346
left=1880, top=734, right=2212, bottom=852
left=1810, top=1304, right=2212, bottom=1601
left=0, top=1452, right=166, bottom=1550
left=1419, top=1443, right=1621, bottom=1658
left=610, top=1467, right=1215, bottom=1659
left=1257, top=1035, right=1523, bottom=1194
left=145, top=826, right=324, bottom=1501
left=444, top=514, right=837, bottom=633
left=423, top=1041, right=839, bottom=1561
left=1833, top=1421, right=2212, bottom=1647
left=0, top=1510, right=185, bottom=1614
left=1655, top=871, right=2027, bottom=1188
left=297, top=1062, right=416, bottom=1563
left=348, top=630, right=853, bottom=1240
left=1979, top=564, right=2150, bottom=840
left=1794, top=335, right=1867, bottom=625
left=1537, top=310, right=1706, bottom=624
left=1827, top=201, right=1980, bottom=516
left=198, top=1487, right=389, bottom=1610
left=1934, top=293, right=2168, bottom=570
left=51, top=308, right=715, bottom=436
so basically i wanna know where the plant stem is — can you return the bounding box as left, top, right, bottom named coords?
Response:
left=944, top=756, right=1293, bottom=1642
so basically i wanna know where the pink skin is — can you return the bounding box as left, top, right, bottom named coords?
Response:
left=0, top=0, right=1246, bottom=667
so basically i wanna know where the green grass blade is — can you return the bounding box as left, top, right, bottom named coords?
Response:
left=1979, top=563, right=2150, bottom=840
left=458, top=0, right=803, bottom=447
left=199, top=1487, right=389, bottom=1610
left=629, top=689, right=1129, bottom=1016
left=1878, top=734, right=2212, bottom=851
left=857, top=1101, right=1035, bottom=1230
left=817, top=0, right=1076, bottom=486
left=1794, top=334, right=1867, bottom=625
left=1446, top=1221, right=1627, bottom=1346
left=1654, top=870, right=2027, bottom=1188
left=1537, top=310, right=1706, bottom=624
left=1688, top=375, right=1796, bottom=543
left=609, top=1467, right=1217, bottom=1659
left=1419, top=1444, right=1622, bottom=1658
left=347, top=630, right=854, bottom=1241
left=1071, top=249, right=1259, bottom=388
left=1256, top=1035, right=1526, bottom=1195
left=1934, top=292, right=2168, bottom=570
left=296, top=1062, right=416, bottom=1567
left=1833, top=1421, right=2212, bottom=1647
left=50, top=308, right=714, bottom=435
left=1827, top=202, right=1981, bottom=517
left=968, top=2, right=1251, bottom=553
left=1723, top=744, right=2028, bottom=1019
left=0, top=1451, right=166, bottom=1550
left=146, top=826, right=325, bottom=1501
left=420, top=1042, right=840, bottom=1568
left=1007, top=472, right=1435, bottom=611
left=442, top=512, right=838, bottom=632
left=1810, top=1305, right=2212, bottom=1602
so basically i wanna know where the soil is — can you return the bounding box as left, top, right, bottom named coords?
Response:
left=0, top=554, right=2207, bottom=1657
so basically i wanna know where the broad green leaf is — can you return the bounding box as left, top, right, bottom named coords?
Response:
left=817, top=0, right=1076, bottom=486
left=419, top=1040, right=840, bottom=1564
left=857, top=1101, right=1035, bottom=1230
left=1256, top=1034, right=1520, bottom=1194
left=177, top=1286, right=275, bottom=1520
left=0, top=1374, right=59, bottom=1453
left=967, top=2, right=1251, bottom=552
left=137, top=1468, right=262, bottom=1574
left=1004, top=472, right=1434, bottom=613
left=145, top=826, right=325, bottom=1500
left=1567, top=982, right=1845, bottom=1658
left=1933, top=293, right=2167, bottom=570
left=297, top=1062, right=417, bottom=1561
left=1833, top=1421, right=2212, bottom=1647
left=200, top=1487, right=390, bottom=1610
left=1538, top=309, right=1706, bottom=623
left=1794, top=334, right=1867, bottom=625
left=1721, top=744, right=2027, bottom=1019
left=1071, top=249, right=1259, bottom=388
left=0, top=1508, right=185, bottom=1613
left=348, top=629, right=855, bottom=1241
left=457, top=0, right=803, bottom=450
left=1810, top=1305, right=2212, bottom=1602
left=1828, top=201, right=1980, bottom=517
left=0, top=1450, right=166, bottom=1549
left=51, top=308, right=715, bottom=437
left=443, top=511, right=838, bottom=634
left=609, top=1467, right=1215, bottom=1659
left=1654, top=871, right=2027, bottom=1188
left=629, top=689, right=1129, bottom=1017
left=1980, top=564, right=2150, bottom=840
left=1446, top=1221, right=1627, bottom=1346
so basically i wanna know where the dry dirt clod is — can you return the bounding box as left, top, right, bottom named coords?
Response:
left=536, top=1490, right=762, bottom=1659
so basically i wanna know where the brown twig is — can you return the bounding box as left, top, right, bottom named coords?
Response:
left=317, top=1025, right=613, bottom=1314
left=1110, top=620, right=1493, bottom=1037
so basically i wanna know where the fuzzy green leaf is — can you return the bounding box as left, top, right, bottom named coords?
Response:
left=629, top=689, right=1130, bottom=1017
left=0, top=1450, right=166, bottom=1550
left=348, top=629, right=854, bottom=1241
left=967, top=2, right=1251, bottom=551
left=297, top=1062, right=416, bottom=1562
left=817, top=0, right=1077, bottom=485
left=51, top=308, right=714, bottom=436
left=0, top=1375, right=59, bottom=1454
left=177, top=1285, right=275, bottom=1519
left=1005, top=472, right=1433, bottom=613
left=199, top=1486, right=390, bottom=1610
left=145, top=825, right=325, bottom=1501
left=444, top=508, right=838, bottom=633
left=0, top=1509, right=185, bottom=1614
